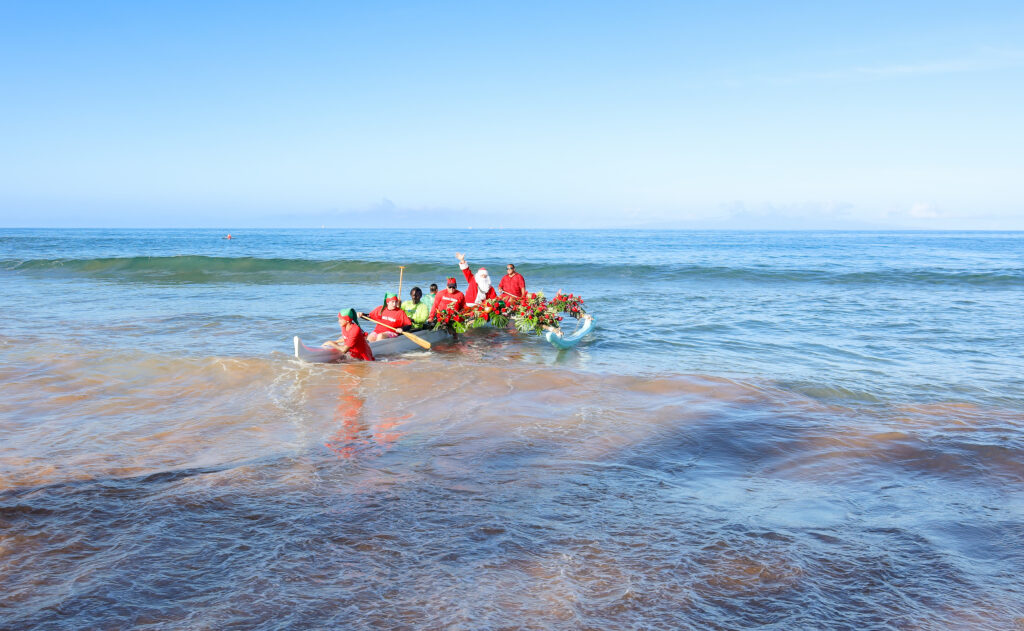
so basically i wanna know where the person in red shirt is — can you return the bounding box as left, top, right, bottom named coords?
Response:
left=322, top=309, right=374, bottom=361
left=362, top=293, right=413, bottom=342
left=455, top=252, right=498, bottom=306
left=498, top=262, right=526, bottom=300
left=430, top=277, right=466, bottom=319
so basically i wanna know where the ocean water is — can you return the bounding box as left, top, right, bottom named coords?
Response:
left=1, top=228, right=1022, bottom=630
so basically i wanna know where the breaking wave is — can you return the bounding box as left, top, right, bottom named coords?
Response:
left=1, top=256, right=447, bottom=285
left=3, top=255, right=1023, bottom=287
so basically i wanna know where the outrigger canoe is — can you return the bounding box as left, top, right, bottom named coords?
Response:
left=293, top=328, right=454, bottom=363
left=294, top=314, right=595, bottom=363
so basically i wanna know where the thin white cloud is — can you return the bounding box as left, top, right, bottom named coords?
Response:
left=759, top=48, right=1024, bottom=85
left=722, top=200, right=855, bottom=219
left=908, top=201, right=940, bottom=219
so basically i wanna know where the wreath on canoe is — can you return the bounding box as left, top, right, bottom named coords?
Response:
left=433, top=291, right=586, bottom=335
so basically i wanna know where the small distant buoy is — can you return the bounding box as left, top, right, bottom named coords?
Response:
left=224, top=234, right=233, bottom=240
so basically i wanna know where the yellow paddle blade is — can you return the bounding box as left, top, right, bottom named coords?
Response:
left=401, top=330, right=431, bottom=350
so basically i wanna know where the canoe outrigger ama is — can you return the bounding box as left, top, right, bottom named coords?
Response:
left=543, top=314, right=595, bottom=350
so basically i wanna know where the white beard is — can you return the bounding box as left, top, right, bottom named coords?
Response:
left=475, top=271, right=491, bottom=295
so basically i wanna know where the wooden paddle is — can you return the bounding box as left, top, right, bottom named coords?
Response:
left=359, top=314, right=432, bottom=350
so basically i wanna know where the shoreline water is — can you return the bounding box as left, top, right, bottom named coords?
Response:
left=2, top=229, right=1022, bottom=629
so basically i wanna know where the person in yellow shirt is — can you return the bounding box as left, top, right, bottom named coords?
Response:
left=401, top=286, right=431, bottom=328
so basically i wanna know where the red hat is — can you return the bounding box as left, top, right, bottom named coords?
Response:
left=446, top=277, right=457, bottom=285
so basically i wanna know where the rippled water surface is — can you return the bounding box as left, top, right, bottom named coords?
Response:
left=2, top=229, right=1023, bottom=630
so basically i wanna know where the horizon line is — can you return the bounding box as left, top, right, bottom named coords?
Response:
left=3, top=226, right=1023, bottom=233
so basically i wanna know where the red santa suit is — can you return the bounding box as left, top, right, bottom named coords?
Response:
left=460, top=264, right=498, bottom=306
left=430, top=287, right=466, bottom=319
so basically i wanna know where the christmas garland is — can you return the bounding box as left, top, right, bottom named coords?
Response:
left=469, top=297, right=511, bottom=329
left=433, top=291, right=586, bottom=336
left=546, top=292, right=586, bottom=319
left=431, top=304, right=471, bottom=334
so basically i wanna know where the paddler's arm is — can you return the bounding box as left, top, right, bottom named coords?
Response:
left=359, top=311, right=407, bottom=334
left=322, top=340, right=351, bottom=353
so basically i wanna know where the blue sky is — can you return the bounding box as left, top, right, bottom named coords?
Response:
left=1, top=1, right=1022, bottom=228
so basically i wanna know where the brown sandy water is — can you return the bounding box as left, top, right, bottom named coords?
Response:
left=2, top=342, right=1022, bottom=630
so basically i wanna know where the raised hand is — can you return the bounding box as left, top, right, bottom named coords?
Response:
left=456, top=252, right=466, bottom=264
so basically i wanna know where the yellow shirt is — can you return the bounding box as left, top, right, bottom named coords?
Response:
left=401, top=299, right=430, bottom=325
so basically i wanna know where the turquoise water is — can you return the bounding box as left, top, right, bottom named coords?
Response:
left=2, top=229, right=1023, bottom=629
left=4, top=229, right=1022, bottom=403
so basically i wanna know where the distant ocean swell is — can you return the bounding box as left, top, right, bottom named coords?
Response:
left=4, top=255, right=1024, bottom=287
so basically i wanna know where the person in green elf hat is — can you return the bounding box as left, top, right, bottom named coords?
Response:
left=322, top=308, right=375, bottom=361
left=361, top=292, right=413, bottom=342
left=401, top=286, right=430, bottom=328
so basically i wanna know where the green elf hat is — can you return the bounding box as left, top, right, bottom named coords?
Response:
left=384, top=292, right=399, bottom=305
left=338, top=308, right=358, bottom=324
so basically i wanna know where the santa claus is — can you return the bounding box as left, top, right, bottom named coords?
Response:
left=456, top=252, right=498, bottom=306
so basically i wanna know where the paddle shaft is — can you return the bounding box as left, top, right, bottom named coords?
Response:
left=398, top=266, right=405, bottom=299
left=360, top=314, right=431, bottom=350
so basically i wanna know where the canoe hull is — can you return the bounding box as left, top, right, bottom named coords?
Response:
left=294, top=314, right=595, bottom=362
left=293, top=328, right=454, bottom=363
